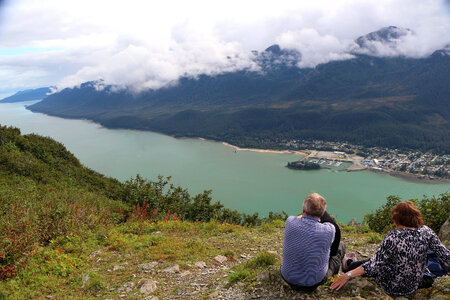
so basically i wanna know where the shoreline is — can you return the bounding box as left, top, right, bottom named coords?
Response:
left=221, top=142, right=309, bottom=156
left=368, top=168, right=450, bottom=184
left=222, top=141, right=450, bottom=184
left=14, top=103, right=450, bottom=184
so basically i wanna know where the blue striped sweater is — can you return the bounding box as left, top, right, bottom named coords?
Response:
left=281, top=215, right=335, bottom=286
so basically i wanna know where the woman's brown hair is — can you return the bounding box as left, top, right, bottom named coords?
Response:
left=391, top=201, right=424, bottom=228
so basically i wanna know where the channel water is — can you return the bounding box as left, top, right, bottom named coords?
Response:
left=0, top=101, right=448, bottom=222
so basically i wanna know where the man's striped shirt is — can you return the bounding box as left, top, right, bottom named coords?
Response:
left=281, top=215, right=335, bottom=286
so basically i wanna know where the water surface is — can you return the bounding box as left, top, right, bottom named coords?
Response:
left=0, top=101, right=448, bottom=222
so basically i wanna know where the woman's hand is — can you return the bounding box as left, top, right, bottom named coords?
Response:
left=330, top=273, right=350, bottom=291
left=331, top=265, right=366, bottom=291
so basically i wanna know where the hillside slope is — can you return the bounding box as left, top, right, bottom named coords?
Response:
left=0, top=87, right=53, bottom=103
left=0, top=218, right=449, bottom=299
left=0, top=125, right=449, bottom=299
left=28, top=38, right=450, bottom=152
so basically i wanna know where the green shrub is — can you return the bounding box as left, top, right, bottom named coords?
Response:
left=271, top=219, right=286, bottom=228
left=366, top=233, right=383, bottom=244
left=342, top=225, right=356, bottom=232
left=363, top=195, right=401, bottom=233
left=259, top=222, right=276, bottom=233
left=419, top=194, right=450, bottom=233
left=364, top=193, right=449, bottom=233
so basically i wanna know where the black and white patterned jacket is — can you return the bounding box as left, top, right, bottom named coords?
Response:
left=362, top=225, right=450, bottom=296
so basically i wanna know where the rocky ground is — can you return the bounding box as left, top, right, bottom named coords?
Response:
left=1, top=219, right=448, bottom=299
left=74, top=220, right=449, bottom=300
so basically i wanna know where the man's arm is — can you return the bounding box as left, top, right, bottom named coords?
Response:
left=321, top=211, right=340, bottom=257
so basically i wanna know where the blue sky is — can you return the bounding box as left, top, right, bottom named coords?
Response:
left=0, top=46, right=64, bottom=56
left=0, top=0, right=449, bottom=98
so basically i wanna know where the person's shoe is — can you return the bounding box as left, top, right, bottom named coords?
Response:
left=342, top=252, right=357, bottom=272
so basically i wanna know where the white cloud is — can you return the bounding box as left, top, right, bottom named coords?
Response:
left=0, top=0, right=449, bottom=92
left=276, top=28, right=355, bottom=67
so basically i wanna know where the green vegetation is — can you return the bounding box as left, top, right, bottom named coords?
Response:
left=0, top=125, right=282, bottom=282
left=286, top=160, right=321, bottom=170
left=29, top=52, right=450, bottom=153
left=0, top=125, right=448, bottom=299
left=228, top=252, right=277, bottom=284
left=364, top=193, right=450, bottom=233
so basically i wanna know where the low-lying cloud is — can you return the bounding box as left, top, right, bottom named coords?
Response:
left=0, top=0, right=449, bottom=94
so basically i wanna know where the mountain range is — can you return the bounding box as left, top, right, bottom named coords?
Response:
left=28, top=27, right=450, bottom=153
left=0, top=87, right=53, bottom=103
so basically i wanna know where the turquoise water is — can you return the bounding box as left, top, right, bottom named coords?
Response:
left=0, top=101, right=448, bottom=222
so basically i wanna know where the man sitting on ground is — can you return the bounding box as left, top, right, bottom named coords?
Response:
left=281, top=193, right=344, bottom=291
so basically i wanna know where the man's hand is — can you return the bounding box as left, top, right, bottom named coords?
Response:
left=330, top=273, right=350, bottom=291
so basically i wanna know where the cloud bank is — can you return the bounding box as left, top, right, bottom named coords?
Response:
left=0, top=0, right=449, bottom=93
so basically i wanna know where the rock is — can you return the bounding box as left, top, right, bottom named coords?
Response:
left=214, top=255, right=227, bottom=264
left=430, top=296, right=448, bottom=300
left=209, top=291, right=219, bottom=298
left=117, top=281, right=135, bottom=293
left=113, top=265, right=125, bottom=271
left=438, top=217, right=450, bottom=243
left=340, top=277, right=376, bottom=295
left=348, top=218, right=358, bottom=227
left=46, top=296, right=53, bottom=299
left=142, top=297, right=159, bottom=300
left=140, top=279, right=157, bottom=294
left=267, top=250, right=277, bottom=255
left=88, top=250, right=101, bottom=259
left=180, top=270, right=191, bottom=277
left=81, top=274, right=90, bottom=288
left=432, top=276, right=450, bottom=293
left=194, top=261, right=207, bottom=268
left=162, top=264, right=180, bottom=273
left=257, top=271, right=270, bottom=282
left=138, top=262, right=158, bottom=271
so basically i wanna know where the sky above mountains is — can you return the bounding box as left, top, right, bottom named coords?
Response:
left=0, top=0, right=449, bottom=97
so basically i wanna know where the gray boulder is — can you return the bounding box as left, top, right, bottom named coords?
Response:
left=438, top=217, right=450, bottom=247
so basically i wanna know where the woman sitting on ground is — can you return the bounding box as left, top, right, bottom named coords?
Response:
left=330, top=201, right=449, bottom=297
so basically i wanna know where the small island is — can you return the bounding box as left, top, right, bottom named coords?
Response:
left=286, top=160, right=321, bottom=170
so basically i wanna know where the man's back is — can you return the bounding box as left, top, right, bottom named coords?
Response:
left=281, top=215, right=335, bottom=286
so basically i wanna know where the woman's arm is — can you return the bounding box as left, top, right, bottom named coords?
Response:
left=330, top=265, right=366, bottom=291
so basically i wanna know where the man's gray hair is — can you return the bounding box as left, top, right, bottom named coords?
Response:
left=303, top=193, right=327, bottom=217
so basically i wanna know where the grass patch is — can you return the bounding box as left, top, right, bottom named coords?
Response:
left=366, top=233, right=383, bottom=244
left=228, top=252, right=277, bottom=285
left=229, top=269, right=252, bottom=283
left=84, top=273, right=105, bottom=294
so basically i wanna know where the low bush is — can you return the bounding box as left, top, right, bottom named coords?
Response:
left=364, top=193, right=449, bottom=233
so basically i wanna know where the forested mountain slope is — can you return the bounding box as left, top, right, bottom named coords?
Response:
left=29, top=28, right=450, bottom=152
left=0, top=87, right=53, bottom=102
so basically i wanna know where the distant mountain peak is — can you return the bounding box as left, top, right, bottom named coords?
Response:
left=264, top=44, right=282, bottom=54
left=0, top=86, right=54, bottom=103
left=356, top=26, right=412, bottom=45
left=253, top=44, right=302, bottom=69
left=353, top=26, right=413, bottom=56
